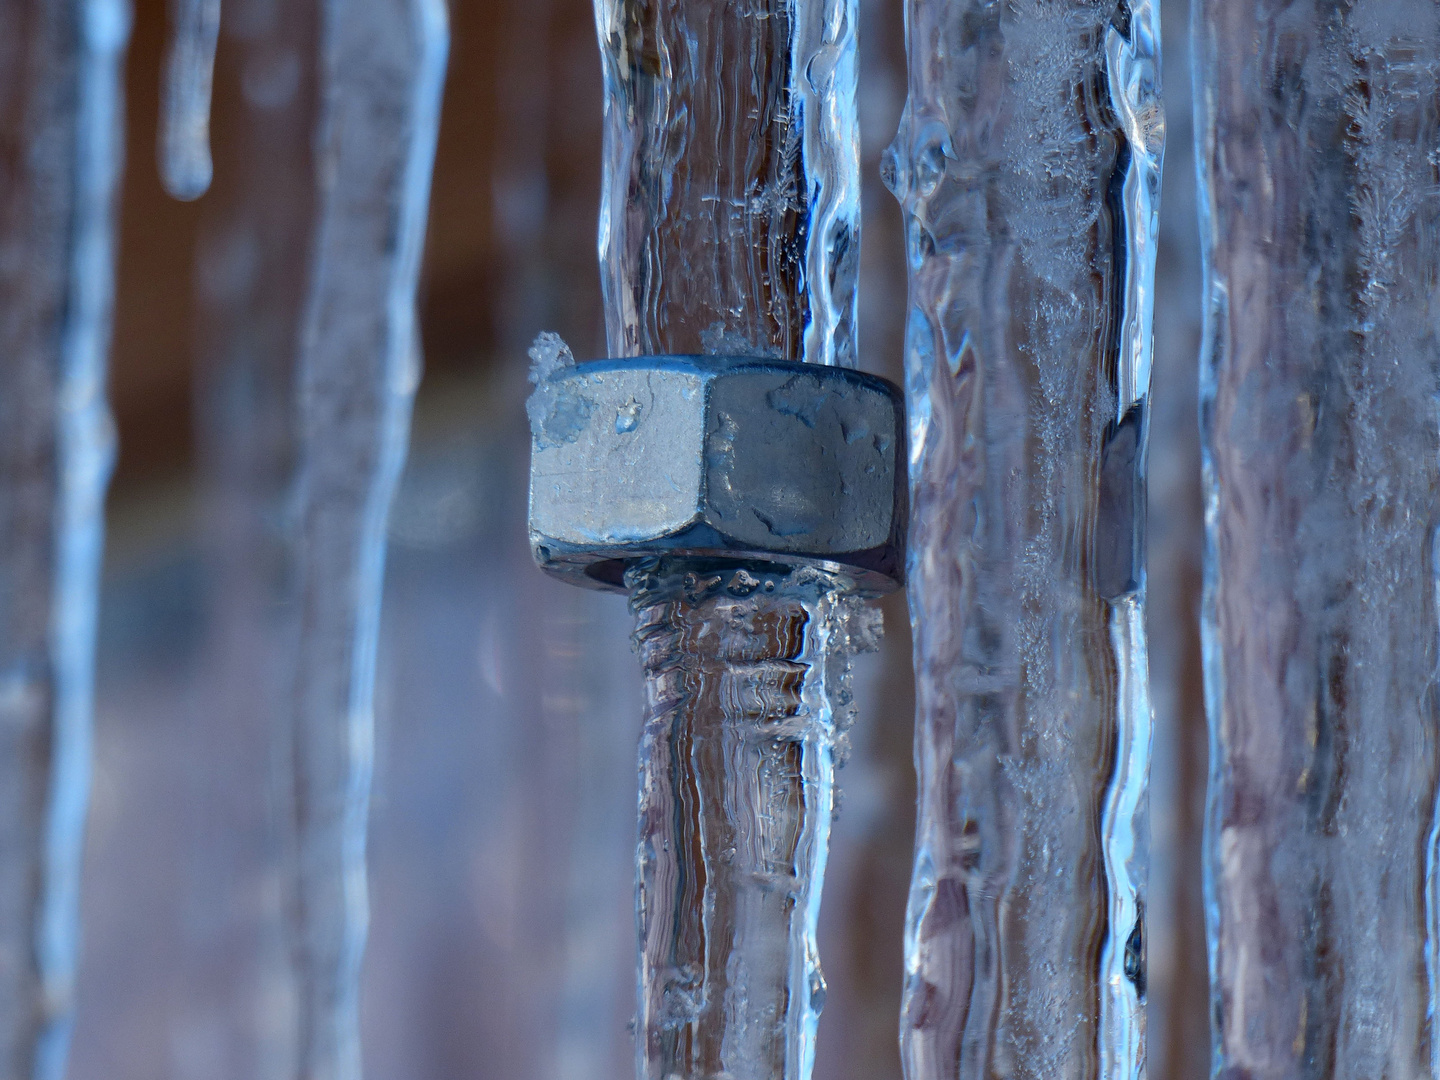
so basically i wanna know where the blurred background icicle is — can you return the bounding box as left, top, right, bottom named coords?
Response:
left=885, top=1, right=1162, bottom=1076
left=282, top=0, right=447, bottom=1076
left=155, top=0, right=448, bottom=1073
left=158, top=0, right=220, bottom=200
left=0, top=2, right=129, bottom=1078
left=1195, top=2, right=1440, bottom=1074
left=180, top=0, right=322, bottom=1069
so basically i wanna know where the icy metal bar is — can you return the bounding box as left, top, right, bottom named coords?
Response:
left=885, top=1, right=1162, bottom=1076
left=586, top=2, right=872, bottom=1078
left=282, top=1, right=447, bottom=1076
left=526, top=345, right=904, bottom=1079
left=593, top=0, right=860, bottom=368
left=0, top=1, right=128, bottom=1077
left=1195, top=3, right=1440, bottom=1074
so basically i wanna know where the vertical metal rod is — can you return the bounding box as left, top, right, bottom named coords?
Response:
left=593, top=0, right=860, bottom=368
left=627, top=563, right=871, bottom=1080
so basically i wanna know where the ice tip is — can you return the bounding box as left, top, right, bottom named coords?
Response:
left=158, top=0, right=222, bottom=201
left=159, top=136, right=213, bottom=201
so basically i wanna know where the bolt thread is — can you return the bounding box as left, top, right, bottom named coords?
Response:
left=626, top=561, right=875, bottom=1080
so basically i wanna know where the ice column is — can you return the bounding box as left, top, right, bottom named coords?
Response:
left=591, top=2, right=867, bottom=1078
left=1195, top=3, right=1440, bottom=1075
left=0, top=3, right=128, bottom=1078
left=885, top=2, right=1161, bottom=1076
left=627, top=564, right=876, bottom=1080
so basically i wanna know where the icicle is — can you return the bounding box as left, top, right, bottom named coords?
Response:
left=159, top=0, right=221, bottom=200
left=0, top=1, right=129, bottom=1077
left=1196, top=2, right=1440, bottom=1074
left=885, top=0, right=1162, bottom=1075
left=282, top=0, right=448, bottom=1076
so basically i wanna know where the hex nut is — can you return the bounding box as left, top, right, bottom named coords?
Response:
left=528, top=354, right=906, bottom=594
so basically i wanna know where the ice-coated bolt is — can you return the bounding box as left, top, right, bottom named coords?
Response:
left=527, top=352, right=907, bottom=596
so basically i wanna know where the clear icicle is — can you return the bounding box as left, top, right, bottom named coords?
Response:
left=885, top=0, right=1162, bottom=1075
left=282, top=0, right=447, bottom=1076
left=0, top=1, right=129, bottom=1077
left=1196, top=2, right=1440, bottom=1074
left=159, top=0, right=221, bottom=200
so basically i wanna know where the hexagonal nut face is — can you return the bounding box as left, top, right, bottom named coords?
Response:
left=528, top=355, right=906, bottom=594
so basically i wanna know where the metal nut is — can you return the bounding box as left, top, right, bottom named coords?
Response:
left=528, top=354, right=906, bottom=594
